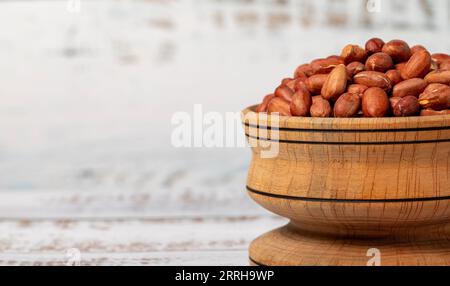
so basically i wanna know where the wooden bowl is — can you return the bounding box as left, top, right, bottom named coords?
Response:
left=242, top=105, right=450, bottom=266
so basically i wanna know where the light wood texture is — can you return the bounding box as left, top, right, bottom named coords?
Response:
left=242, top=105, right=450, bottom=266
left=249, top=223, right=450, bottom=266
left=0, top=215, right=286, bottom=266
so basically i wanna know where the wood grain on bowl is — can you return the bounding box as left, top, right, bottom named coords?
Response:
left=242, top=105, right=450, bottom=266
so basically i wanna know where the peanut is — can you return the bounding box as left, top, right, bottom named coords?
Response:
left=365, top=38, right=385, bottom=55
left=294, top=63, right=314, bottom=78
left=385, top=69, right=403, bottom=86
left=392, top=95, right=420, bottom=117
left=347, top=84, right=368, bottom=97
left=310, top=96, right=332, bottom=117
left=341, top=44, right=367, bottom=64
left=353, top=71, right=392, bottom=91
left=392, top=78, right=427, bottom=98
left=274, top=85, right=294, bottom=102
left=305, top=74, right=328, bottom=94
left=431, top=53, right=450, bottom=66
left=411, top=45, right=427, bottom=54
left=362, top=87, right=390, bottom=117
left=256, top=94, right=275, bottom=112
left=334, top=93, right=361, bottom=117
left=310, top=57, right=344, bottom=75
left=365, top=52, right=393, bottom=72
left=267, top=97, right=291, bottom=116
left=424, top=70, right=450, bottom=85
left=382, top=40, right=412, bottom=63
left=440, top=61, right=450, bottom=71
left=401, top=50, right=431, bottom=79
left=321, top=64, right=348, bottom=101
left=346, top=61, right=365, bottom=77
left=418, top=83, right=450, bottom=110
left=290, top=86, right=312, bottom=116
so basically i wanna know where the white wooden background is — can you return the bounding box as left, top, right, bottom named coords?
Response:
left=0, top=0, right=448, bottom=265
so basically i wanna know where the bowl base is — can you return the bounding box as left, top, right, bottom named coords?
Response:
left=249, top=223, right=450, bottom=266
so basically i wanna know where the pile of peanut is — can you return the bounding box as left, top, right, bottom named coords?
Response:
left=256, top=38, right=450, bottom=117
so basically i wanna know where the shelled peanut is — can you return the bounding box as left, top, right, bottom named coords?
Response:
left=256, top=38, right=450, bottom=117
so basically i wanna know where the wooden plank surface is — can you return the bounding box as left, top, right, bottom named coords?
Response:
left=0, top=251, right=248, bottom=266
left=0, top=216, right=286, bottom=265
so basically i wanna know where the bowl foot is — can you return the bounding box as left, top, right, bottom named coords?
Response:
left=249, top=223, right=450, bottom=266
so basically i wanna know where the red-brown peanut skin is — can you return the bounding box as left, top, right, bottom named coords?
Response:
left=290, top=86, right=312, bottom=117
left=256, top=94, right=275, bottom=112
left=274, top=85, right=294, bottom=102
left=391, top=95, right=420, bottom=117
left=285, top=78, right=297, bottom=91
left=267, top=97, right=291, bottom=116
left=327, top=55, right=344, bottom=61
left=321, top=64, right=347, bottom=101
left=418, top=83, right=450, bottom=111
left=346, top=61, right=365, bottom=77
left=395, top=62, right=406, bottom=73
left=310, top=58, right=344, bottom=75
left=441, top=61, right=450, bottom=71
left=294, top=64, right=314, bottom=78
left=362, top=87, right=390, bottom=117
left=281, top=78, right=293, bottom=86
left=291, top=70, right=308, bottom=83
left=305, top=74, right=328, bottom=94
left=385, top=69, right=403, bottom=86
left=410, top=45, right=428, bottom=54
left=389, top=97, right=401, bottom=108
left=382, top=40, right=412, bottom=63
left=310, top=96, right=332, bottom=117
left=341, top=44, right=367, bottom=64
left=431, top=53, right=450, bottom=66
left=347, top=84, right=368, bottom=97
left=392, top=78, right=427, bottom=98
left=294, top=80, right=310, bottom=93
left=333, top=93, right=361, bottom=118
left=353, top=71, right=392, bottom=91
left=424, top=70, right=450, bottom=85
left=258, top=41, right=450, bottom=118
left=286, top=77, right=307, bottom=92
left=365, top=38, right=385, bottom=55
left=401, top=50, right=431, bottom=79
left=365, top=52, right=393, bottom=72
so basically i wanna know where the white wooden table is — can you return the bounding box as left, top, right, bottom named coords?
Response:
left=0, top=189, right=286, bottom=266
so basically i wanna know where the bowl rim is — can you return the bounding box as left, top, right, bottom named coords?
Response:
left=242, top=105, right=450, bottom=131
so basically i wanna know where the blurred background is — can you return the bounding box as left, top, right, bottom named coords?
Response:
left=0, top=0, right=449, bottom=265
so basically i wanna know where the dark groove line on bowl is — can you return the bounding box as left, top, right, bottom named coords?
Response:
left=249, top=256, right=267, bottom=266
left=243, top=122, right=450, bottom=133
left=246, top=186, right=450, bottom=203
left=245, top=134, right=450, bottom=145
